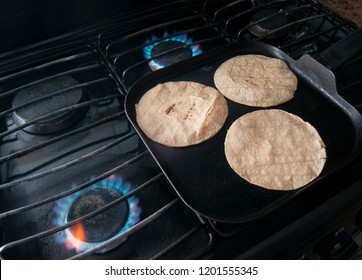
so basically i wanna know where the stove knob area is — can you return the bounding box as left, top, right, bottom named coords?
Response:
left=314, top=229, right=359, bottom=259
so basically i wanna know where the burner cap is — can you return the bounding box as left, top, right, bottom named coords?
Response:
left=67, top=187, right=129, bottom=243
left=66, top=186, right=129, bottom=243
left=149, top=40, right=193, bottom=71
left=12, top=76, right=88, bottom=135
left=249, top=9, right=289, bottom=39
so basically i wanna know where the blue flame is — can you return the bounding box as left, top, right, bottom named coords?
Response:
left=52, top=175, right=141, bottom=253
left=143, top=32, right=202, bottom=70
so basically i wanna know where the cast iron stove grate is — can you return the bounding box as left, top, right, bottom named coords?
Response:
left=205, top=0, right=361, bottom=109
left=97, top=1, right=231, bottom=90
left=0, top=42, right=212, bottom=259
left=0, top=0, right=361, bottom=260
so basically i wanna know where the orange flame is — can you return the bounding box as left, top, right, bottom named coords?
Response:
left=65, top=223, right=86, bottom=252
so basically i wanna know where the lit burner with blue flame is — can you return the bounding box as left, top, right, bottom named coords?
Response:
left=143, top=32, right=202, bottom=71
left=52, top=175, right=141, bottom=253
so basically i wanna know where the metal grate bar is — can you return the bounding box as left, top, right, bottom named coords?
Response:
left=0, top=73, right=107, bottom=118
left=0, top=173, right=166, bottom=258
left=279, top=23, right=346, bottom=50
left=211, top=0, right=252, bottom=21
left=0, top=111, right=125, bottom=164
left=0, top=151, right=153, bottom=219
left=119, top=36, right=229, bottom=83
left=150, top=224, right=203, bottom=260
left=0, top=64, right=101, bottom=102
left=0, top=80, right=115, bottom=139
left=109, top=25, right=219, bottom=61
left=0, top=130, right=136, bottom=190
left=223, top=1, right=287, bottom=29
left=105, top=14, right=206, bottom=56
left=235, top=4, right=316, bottom=40
left=249, top=14, right=334, bottom=41
left=338, top=75, right=362, bottom=92
left=97, top=2, right=202, bottom=46
left=91, top=44, right=129, bottom=96
left=0, top=51, right=92, bottom=85
left=68, top=197, right=180, bottom=260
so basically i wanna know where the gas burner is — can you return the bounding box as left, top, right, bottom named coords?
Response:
left=66, top=187, right=129, bottom=243
left=148, top=40, right=193, bottom=71
left=143, top=33, right=202, bottom=71
left=249, top=9, right=289, bottom=39
left=53, top=175, right=141, bottom=253
left=12, top=76, right=89, bottom=135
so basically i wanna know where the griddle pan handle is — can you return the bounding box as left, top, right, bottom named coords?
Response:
left=296, top=54, right=338, bottom=96
left=295, top=30, right=362, bottom=115
left=318, top=28, right=362, bottom=70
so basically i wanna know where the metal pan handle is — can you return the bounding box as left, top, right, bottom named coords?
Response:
left=296, top=54, right=338, bottom=96
left=296, top=28, right=362, bottom=98
left=295, top=31, right=362, bottom=120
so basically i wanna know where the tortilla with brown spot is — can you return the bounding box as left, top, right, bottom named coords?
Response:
left=214, top=54, right=298, bottom=107
left=136, top=81, right=228, bottom=147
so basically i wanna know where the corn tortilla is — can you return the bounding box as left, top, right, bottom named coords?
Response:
left=136, top=81, right=228, bottom=147
left=224, top=109, right=327, bottom=190
left=214, top=54, right=298, bottom=107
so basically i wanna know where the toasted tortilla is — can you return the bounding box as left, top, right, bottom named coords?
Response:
left=136, top=81, right=228, bottom=147
left=224, top=109, right=326, bottom=190
left=214, top=54, right=298, bottom=107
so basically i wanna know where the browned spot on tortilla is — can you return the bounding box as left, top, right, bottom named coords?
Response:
left=165, top=103, right=176, bottom=115
left=183, top=103, right=196, bottom=120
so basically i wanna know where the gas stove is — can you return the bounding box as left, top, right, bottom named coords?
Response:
left=0, top=0, right=361, bottom=260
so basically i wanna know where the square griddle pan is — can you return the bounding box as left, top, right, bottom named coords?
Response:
left=125, top=41, right=362, bottom=223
